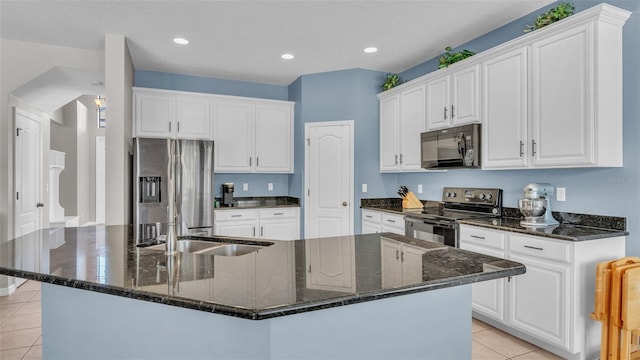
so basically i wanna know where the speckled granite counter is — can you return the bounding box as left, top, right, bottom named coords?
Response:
left=214, top=196, right=299, bottom=209
left=0, top=225, right=523, bottom=320
left=459, top=217, right=628, bottom=241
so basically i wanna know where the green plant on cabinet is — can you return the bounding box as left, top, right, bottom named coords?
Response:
left=524, top=2, right=575, bottom=32
left=438, top=47, right=475, bottom=69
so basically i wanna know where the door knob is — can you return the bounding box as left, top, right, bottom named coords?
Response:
left=342, top=201, right=348, bottom=207
left=36, top=203, right=44, bottom=208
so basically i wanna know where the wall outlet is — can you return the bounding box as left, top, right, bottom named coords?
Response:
left=362, top=184, right=367, bottom=193
left=268, top=183, right=273, bottom=191
left=417, top=184, right=423, bottom=194
left=556, top=187, right=566, bottom=201
left=243, top=183, right=248, bottom=191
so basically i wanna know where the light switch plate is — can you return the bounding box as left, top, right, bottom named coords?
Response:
left=556, top=187, right=566, bottom=201
left=268, top=183, right=273, bottom=191
left=243, top=183, right=248, bottom=191
left=417, top=184, right=423, bottom=194
left=362, top=184, right=367, bottom=193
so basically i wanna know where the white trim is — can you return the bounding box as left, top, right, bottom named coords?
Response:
left=304, top=120, right=355, bottom=238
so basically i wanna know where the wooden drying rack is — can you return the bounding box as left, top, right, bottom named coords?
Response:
left=592, top=257, right=640, bottom=360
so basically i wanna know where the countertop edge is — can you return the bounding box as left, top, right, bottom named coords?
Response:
left=458, top=219, right=629, bottom=241
left=0, top=263, right=524, bottom=321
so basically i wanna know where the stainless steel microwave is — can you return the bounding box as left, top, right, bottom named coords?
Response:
left=421, top=124, right=480, bottom=169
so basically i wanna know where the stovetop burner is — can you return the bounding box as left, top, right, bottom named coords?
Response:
left=407, top=187, right=503, bottom=222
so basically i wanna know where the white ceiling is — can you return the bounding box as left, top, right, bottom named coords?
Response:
left=1, top=0, right=554, bottom=86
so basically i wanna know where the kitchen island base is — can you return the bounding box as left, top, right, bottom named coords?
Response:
left=42, top=283, right=472, bottom=359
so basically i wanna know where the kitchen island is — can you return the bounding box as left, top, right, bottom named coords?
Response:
left=0, top=226, right=524, bottom=359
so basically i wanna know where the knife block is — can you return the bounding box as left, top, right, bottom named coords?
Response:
left=402, top=191, right=424, bottom=209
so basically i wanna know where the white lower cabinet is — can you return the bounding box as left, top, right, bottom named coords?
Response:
left=214, top=207, right=300, bottom=240
left=459, top=224, right=626, bottom=359
left=380, top=237, right=425, bottom=288
left=361, top=209, right=405, bottom=235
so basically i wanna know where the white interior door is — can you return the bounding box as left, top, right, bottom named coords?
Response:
left=305, top=121, right=354, bottom=238
left=96, top=136, right=106, bottom=224
left=14, top=108, right=42, bottom=284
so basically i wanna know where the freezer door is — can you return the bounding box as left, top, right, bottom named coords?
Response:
left=176, top=139, right=214, bottom=234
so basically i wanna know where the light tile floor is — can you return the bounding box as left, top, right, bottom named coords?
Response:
left=0, top=281, right=41, bottom=360
left=1, top=280, right=567, bottom=360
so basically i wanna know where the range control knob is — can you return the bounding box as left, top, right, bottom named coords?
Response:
left=486, top=193, right=493, bottom=200
left=451, top=192, right=457, bottom=198
left=446, top=192, right=452, bottom=198
left=478, top=193, right=486, bottom=200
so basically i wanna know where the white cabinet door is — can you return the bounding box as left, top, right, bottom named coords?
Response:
left=361, top=221, right=380, bottom=234
left=482, top=48, right=529, bottom=169
left=213, top=100, right=253, bottom=172
left=460, top=241, right=506, bottom=322
left=215, top=221, right=256, bottom=238
left=254, top=103, right=293, bottom=173
left=401, top=244, right=425, bottom=285
left=175, top=95, right=211, bottom=139
left=380, top=238, right=401, bottom=288
left=425, top=76, right=450, bottom=130
left=380, top=213, right=405, bottom=235
left=134, top=91, right=174, bottom=138
left=531, top=24, right=593, bottom=167
left=507, top=253, right=570, bottom=350
left=305, top=236, right=356, bottom=293
left=399, top=85, right=426, bottom=170
left=451, top=64, right=480, bottom=126
left=379, top=95, right=400, bottom=171
left=260, top=217, right=298, bottom=240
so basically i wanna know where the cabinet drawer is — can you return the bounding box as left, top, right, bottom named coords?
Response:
left=214, top=209, right=257, bottom=221
left=381, top=213, right=404, bottom=228
left=258, top=207, right=298, bottom=219
left=508, top=234, right=571, bottom=264
left=459, top=225, right=505, bottom=250
left=362, top=210, right=382, bottom=223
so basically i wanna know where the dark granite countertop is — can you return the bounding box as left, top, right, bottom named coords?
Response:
left=0, top=225, right=524, bottom=320
left=214, top=196, right=299, bottom=209
left=459, top=217, right=629, bottom=241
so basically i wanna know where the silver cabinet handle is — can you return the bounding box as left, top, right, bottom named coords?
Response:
left=365, top=215, right=373, bottom=219
left=451, top=105, right=456, bottom=118
left=519, top=141, right=524, bottom=157
left=387, top=219, right=396, bottom=223
left=260, top=226, right=263, bottom=237
left=396, top=250, right=399, bottom=260
left=399, top=153, right=403, bottom=164
left=177, top=121, right=180, bottom=132
left=444, top=106, right=448, bottom=120
left=532, top=140, right=537, bottom=156
left=401, top=251, right=404, bottom=263
left=249, top=157, right=252, bottom=166
left=169, top=122, right=171, bottom=132
left=470, top=235, right=485, bottom=240
left=274, top=212, right=284, bottom=216
left=36, top=202, right=44, bottom=208
left=231, top=215, right=242, bottom=218
left=256, top=157, right=259, bottom=167
left=394, top=154, right=398, bottom=165
left=524, top=245, right=544, bottom=251
left=253, top=227, right=256, bottom=237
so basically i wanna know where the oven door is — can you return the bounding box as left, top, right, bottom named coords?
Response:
left=404, top=216, right=457, bottom=247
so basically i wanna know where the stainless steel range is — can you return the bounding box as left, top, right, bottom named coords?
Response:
left=404, top=187, right=502, bottom=247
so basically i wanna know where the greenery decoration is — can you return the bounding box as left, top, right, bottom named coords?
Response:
left=382, top=73, right=401, bottom=91
left=524, top=2, right=575, bottom=33
left=438, top=47, right=475, bottom=69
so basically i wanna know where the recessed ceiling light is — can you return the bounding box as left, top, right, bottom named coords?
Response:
left=281, top=53, right=295, bottom=60
left=364, top=47, right=378, bottom=54
left=173, top=37, right=190, bottom=45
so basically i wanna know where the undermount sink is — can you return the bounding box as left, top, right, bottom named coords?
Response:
left=141, top=239, right=266, bottom=256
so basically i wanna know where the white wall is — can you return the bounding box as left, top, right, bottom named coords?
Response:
left=105, top=34, right=134, bottom=226
left=0, top=39, right=103, bottom=290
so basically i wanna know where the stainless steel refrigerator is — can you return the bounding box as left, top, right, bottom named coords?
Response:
left=133, top=138, right=214, bottom=242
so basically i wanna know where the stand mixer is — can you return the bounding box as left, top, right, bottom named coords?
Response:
left=518, top=183, right=560, bottom=227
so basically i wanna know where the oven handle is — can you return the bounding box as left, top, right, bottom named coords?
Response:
left=404, top=216, right=456, bottom=229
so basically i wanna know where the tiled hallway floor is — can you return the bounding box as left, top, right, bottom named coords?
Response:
left=0, top=281, right=42, bottom=360
left=1, top=280, right=566, bottom=360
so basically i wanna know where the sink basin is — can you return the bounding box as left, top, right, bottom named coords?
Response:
left=202, top=244, right=264, bottom=257
left=234, top=200, right=262, bottom=207
left=141, top=239, right=266, bottom=256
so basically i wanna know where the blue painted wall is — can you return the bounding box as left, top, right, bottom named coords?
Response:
left=397, top=0, right=640, bottom=256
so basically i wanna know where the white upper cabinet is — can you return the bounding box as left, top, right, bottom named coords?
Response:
left=133, top=88, right=211, bottom=139
left=378, top=83, right=426, bottom=172
left=214, top=98, right=294, bottom=173
left=481, top=4, right=629, bottom=169
left=426, top=64, right=480, bottom=130
left=482, top=48, right=529, bottom=169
